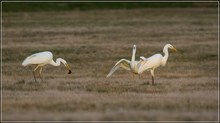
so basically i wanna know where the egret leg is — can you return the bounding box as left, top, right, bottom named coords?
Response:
left=39, top=67, right=44, bottom=82
left=152, top=76, right=154, bottom=85
left=150, top=69, right=155, bottom=85
left=33, top=72, right=37, bottom=82
left=33, top=65, right=40, bottom=82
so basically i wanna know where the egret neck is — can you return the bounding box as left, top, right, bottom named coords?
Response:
left=50, top=58, right=67, bottom=66
left=131, top=45, right=136, bottom=70
left=161, top=45, right=169, bottom=66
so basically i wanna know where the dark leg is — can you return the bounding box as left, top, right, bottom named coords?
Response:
left=39, top=67, right=44, bottom=82
left=33, top=65, right=40, bottom=82
left=33, top=71, right=37, bottom=82
left=150, top=69, right=155, bottom=85
left=152, top=76, right=154, bottom=85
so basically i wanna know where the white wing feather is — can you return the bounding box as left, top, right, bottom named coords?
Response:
left=107, top=59, right=131, bottom=78
left=22, top=51, right=53, bottom=66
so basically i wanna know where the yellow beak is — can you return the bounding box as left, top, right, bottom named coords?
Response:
left=65, top=63, right=72, bottom=74
left=172, top=47, right=177, bottom=52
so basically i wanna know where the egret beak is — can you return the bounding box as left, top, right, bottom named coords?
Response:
left=68, top=70, right=72, bottom=74
left=65, top=63, right=72, bottom=74
left=172, top=47, right=177, bottom=52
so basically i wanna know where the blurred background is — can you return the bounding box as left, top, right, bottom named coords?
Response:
left=2, top=2, right=217, bottom=12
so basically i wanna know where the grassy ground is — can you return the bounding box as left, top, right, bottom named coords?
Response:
left=2, top=7, right=218, bottom=121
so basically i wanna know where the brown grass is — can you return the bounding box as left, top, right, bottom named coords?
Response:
left=2, top=8, right=218, bottom=121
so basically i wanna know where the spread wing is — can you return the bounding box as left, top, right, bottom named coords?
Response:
left=106, top=59, right=131, bottom=78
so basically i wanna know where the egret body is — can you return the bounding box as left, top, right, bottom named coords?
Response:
left=138, top=44, right=177, bottom=84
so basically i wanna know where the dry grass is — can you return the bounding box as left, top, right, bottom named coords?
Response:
left=2, top=8, right=218, bottom=121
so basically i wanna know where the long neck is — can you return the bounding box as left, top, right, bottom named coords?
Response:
left=50, top=58, right=65, bottom=66
left=131, top=47, right=136, bottom=68
left=161, top=45, right=169, bottom=66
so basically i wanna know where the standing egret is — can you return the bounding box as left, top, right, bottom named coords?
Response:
left=138, top=44, right=177, bottom=85
left=107, top=45, right=144, bottom=78
left=22, top=51, right=72, bottom=82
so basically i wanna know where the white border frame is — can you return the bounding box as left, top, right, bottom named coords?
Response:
left=0, top=1, right=219, bottom=123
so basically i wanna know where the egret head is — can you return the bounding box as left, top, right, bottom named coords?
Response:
left=167, top=44, right=177, bottom=52
left=57, top=58, right=72, bottom=74
left=64, top=63, right=72, bottom=74
left=133, top=44, right=136, bottom=49
left=133, top=45, right=136, bottom=50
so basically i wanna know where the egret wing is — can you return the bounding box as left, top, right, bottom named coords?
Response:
left=107, top=59, right=131, bottom=77
left=140, top=56, right=147, bottom=61
left=137, top=56, right=148, bottom=69
left=138, top=54, right=163, bottom=73
left=138, top=60, right=147, bottom=69
left=22, top=51, right=53, bottom=66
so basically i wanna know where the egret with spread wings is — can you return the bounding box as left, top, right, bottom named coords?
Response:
left=107, top=45, right=144, bottom=78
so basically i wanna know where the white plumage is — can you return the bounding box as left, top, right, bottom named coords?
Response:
left=107, top=45, right=144, bottom=78
left=22, top=51, right=53, bottom=66
left=138, top=44, right=177, bottom=84
left=22, top=51, right=72, bottom=82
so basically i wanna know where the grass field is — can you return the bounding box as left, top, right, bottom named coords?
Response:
left=2, top=6, right=219, bottom=121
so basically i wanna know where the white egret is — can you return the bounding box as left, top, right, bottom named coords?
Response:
left=138, top=44, right=177, bottom=85
left=22, top=51, right=72, bottom=82
left=107, top=45, right=144, bottom=78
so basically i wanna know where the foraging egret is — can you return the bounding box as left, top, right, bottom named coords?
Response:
left=22, top=51, right=72, bottom=82
left=107, top=45, right=144, bottom=78
left=138, top=44, right=177, bottom=85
